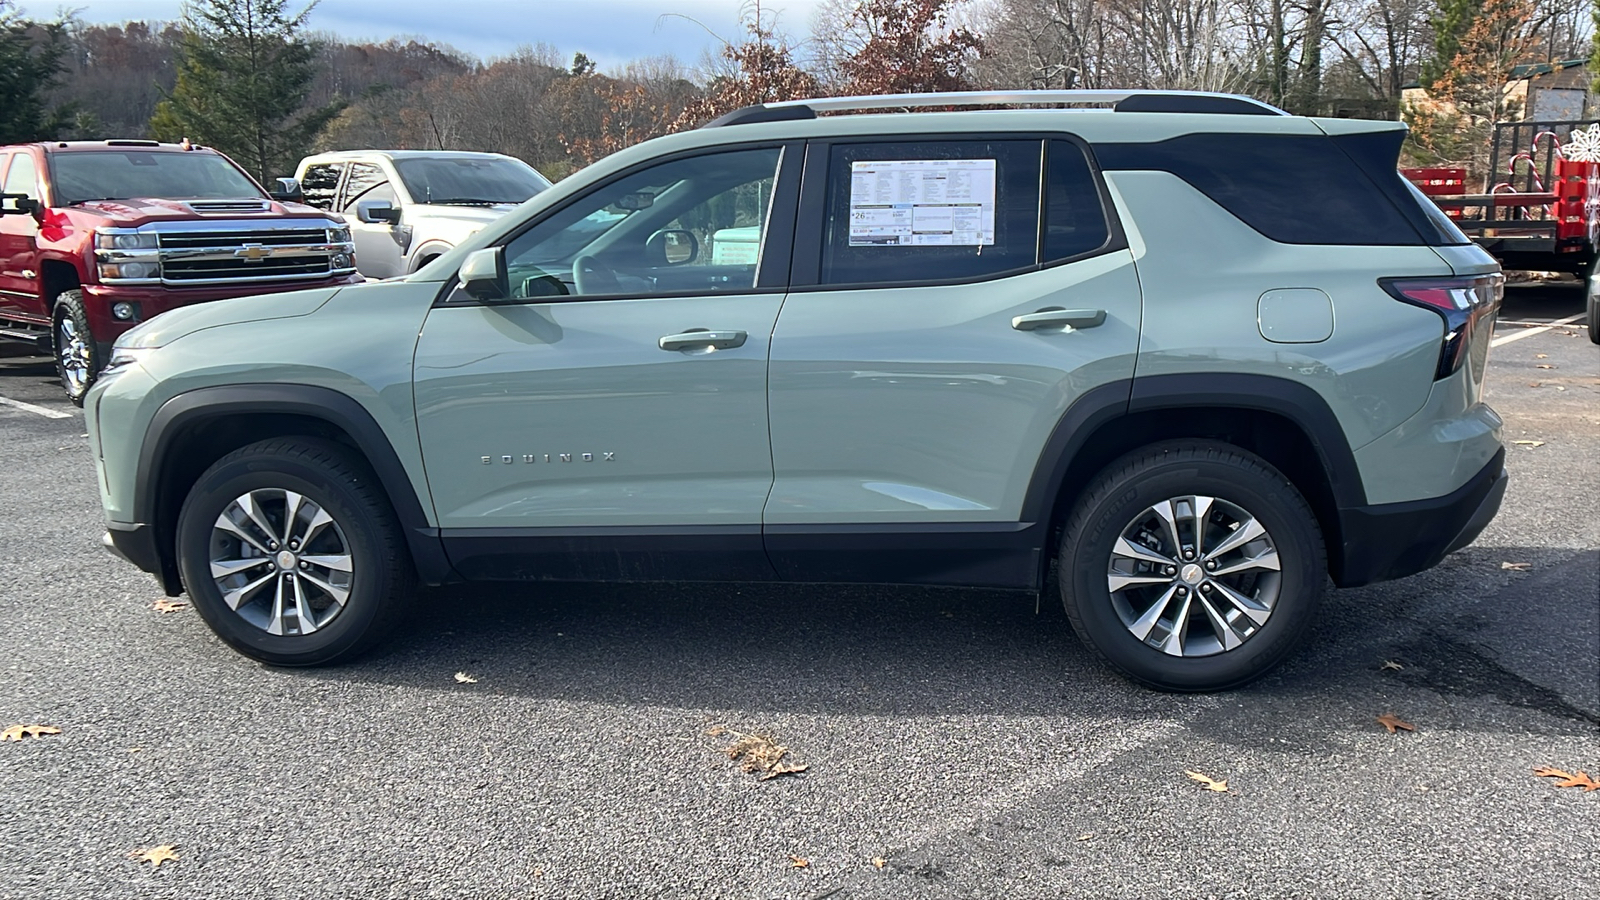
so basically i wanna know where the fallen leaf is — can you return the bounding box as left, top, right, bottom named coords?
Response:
left=127, top=747, right=142, bottom=753
left=1535, top=364, right=1554, bottom=369
left=1510, top=440, right=1545, bottom=447
left=789, top=855, right=810, bottom=868
left=150, top=598, right=187, bottom=613
left=1534, top=767, right=1600, bottom=791
left=532, top=866, right=544, bottom=878
left=871, top=856, right=887, bottom=868
left=1535, top=353, right=1548, bottom=359
left=725, top=733, right=808, bottom=780
left=1380, top=660, right=1404, bottom=671
left=1, top=724, right=61, bottom=742
left=1376, top=713, right=1416, bottom=733
left=1501, top=561, right=1532, bottom=571
left=129, top=845, right=179, bottom=868
left=703, top=725, right=727, bottom=737
left=1075, top=833, right=1094, bottom=842
left=1528, top=382, right=1542, bottom=387
left=453, top=672, right=478, bottom=684
left=1184, top=770, right=1228, bottom=792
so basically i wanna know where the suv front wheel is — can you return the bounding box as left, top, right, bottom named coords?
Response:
left=1058, top=441, right=1326, bottom=692
left=175, top=437, right=415, bottom=666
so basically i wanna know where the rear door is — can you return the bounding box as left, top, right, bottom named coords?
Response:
left=763, top=136, right=1143, bottom=586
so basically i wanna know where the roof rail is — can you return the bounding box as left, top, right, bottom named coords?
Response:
left=702, top=90, right=1287, bottom=128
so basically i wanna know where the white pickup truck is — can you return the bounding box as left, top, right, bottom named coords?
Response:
left=292, top=150, right=552, bottom=278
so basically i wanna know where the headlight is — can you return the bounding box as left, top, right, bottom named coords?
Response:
left=100, top=346, right=151, bottom=377
left=98, top=261, right=159, bottom=280
left=95, top=231, right=159, bottom=250
left=329, top=226, right=352, bottom=243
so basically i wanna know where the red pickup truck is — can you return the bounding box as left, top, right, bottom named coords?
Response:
left=0, top=140, right=360, bottom=403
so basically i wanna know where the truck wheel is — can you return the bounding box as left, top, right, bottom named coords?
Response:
left=1057, top=441, right=1326, bottom=692
left=53, top=290, right=100, bottom=407
left=175, top=437, right=415, bottom=666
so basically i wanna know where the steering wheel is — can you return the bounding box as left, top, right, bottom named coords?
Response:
left=572, top=255, right=621, bottom=295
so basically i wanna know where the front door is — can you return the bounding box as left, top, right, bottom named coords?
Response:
left=0, top=152, right=42, bottom=319
left=414, top=143, right=799, bottom=581
left=764, top=137, right=1144, bottom=586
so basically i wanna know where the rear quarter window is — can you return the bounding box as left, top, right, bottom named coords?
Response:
left=1095, top=133, right=1426, bottom=246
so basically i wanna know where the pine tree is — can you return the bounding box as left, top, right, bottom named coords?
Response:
left=1421, top=0, right=1484, bottom=89
left=150, top=0, right=343, bottom=183
left=0, top=1, right=69, bottom=143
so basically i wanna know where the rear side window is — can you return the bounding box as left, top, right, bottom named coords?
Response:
left=300, top=163, right=342, bottom=210
left=1096, top=133, right=1425, bottom=246
left=340, top=163, right=394, bottom=211
left=820, top=140, right=1041, bottom=286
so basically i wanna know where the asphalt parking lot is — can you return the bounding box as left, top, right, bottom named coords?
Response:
left=1, top=284, right=1595, bottom=900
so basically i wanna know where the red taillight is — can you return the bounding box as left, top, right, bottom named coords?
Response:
left=1380, top=274, right=1502, bottom=379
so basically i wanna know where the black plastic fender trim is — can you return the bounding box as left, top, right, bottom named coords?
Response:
left=134, top=384, right=456, bottom=589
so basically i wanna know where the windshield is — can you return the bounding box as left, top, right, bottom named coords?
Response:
left=394, top=157, right=551, bottom=205
left=50, top=150, right=265, bottom=204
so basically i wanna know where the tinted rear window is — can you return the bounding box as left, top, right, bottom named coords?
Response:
left=1096, top=133, right=1427, bottom=246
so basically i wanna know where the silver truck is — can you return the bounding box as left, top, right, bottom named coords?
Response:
left=292, top=150, right=551, bottom=279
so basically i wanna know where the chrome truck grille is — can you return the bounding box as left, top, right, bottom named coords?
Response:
left=94, top=220, right=357, bottom=286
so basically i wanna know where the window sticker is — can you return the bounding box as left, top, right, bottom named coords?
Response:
left=848, top=159, right=996, bottom=246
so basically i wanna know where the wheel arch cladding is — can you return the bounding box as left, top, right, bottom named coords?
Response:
left=136, top=385, right=453, bottom=595
left=1025, top=373, right=1360, bottom=588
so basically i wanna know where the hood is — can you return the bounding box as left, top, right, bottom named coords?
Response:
left=67, top=197, right=339, bottom=227
left=406, top=203, right=519, bottom=225
left=116, top=286, right=344, bottom=350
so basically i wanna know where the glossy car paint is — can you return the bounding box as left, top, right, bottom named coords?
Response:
left=88, top=105, right=1503, bottom=579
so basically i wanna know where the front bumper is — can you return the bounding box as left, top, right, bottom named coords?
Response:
left=103, top=522, right=183, bottom=596
left=1333, top=448, right=1508, bottom=587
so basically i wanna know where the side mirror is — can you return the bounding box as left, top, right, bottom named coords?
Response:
left=357, top=198, right=401, bottom=225
left=645, top=229, right=699, bottom=266
left=269, top=177, right=303, bottom=202
left=459, top=247, right=508, bottom=302
left=0, top=194, right=40, bottom=217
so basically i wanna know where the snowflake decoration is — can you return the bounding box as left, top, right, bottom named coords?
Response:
left=1560, top=123, right=1600, bottom=162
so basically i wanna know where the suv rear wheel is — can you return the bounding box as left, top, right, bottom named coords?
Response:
left=1058, top=441, right=1325, bottom=691
left=53, top=290, right=100, bottom=407
left=175, top=437, right=415, bottom=666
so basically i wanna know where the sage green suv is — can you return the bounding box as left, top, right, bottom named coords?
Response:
left=87, top=91, right=1507, bottom=691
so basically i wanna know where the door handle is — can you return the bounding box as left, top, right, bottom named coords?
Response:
left=659, top=328, right=748, bottom=351
left=1011, top=307, right=1107, bottom=331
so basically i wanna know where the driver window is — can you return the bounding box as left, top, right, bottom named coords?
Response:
left=500, top=146, right=782, bottom=299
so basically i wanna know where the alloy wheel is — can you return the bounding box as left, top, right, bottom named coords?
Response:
left=1106, top=494, right=1282, bottom=657
left=57, top=316, right=92, bottom=396
left=208, top=488, right=354, bottom=636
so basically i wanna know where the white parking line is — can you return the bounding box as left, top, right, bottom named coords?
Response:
left=0, top=394, right=73, bottom=419
left=1491, top=313, right=1587, bottom=348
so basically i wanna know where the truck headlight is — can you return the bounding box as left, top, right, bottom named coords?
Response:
left=98, top=261, right=159, bottom=280
left=329, top=226, right=352, bottom=243
left=95, top=232, right=159, bottom=250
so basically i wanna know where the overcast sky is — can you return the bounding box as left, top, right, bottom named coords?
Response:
left=37, top=0, right=829, bottom=70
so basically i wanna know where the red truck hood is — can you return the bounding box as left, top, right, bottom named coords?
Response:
left=66, top=197, right=337, bottom=226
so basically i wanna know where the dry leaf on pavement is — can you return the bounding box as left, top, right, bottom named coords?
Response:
left=1535, top=353, right=1548, bottom=359
left=1184, top=770, right=1228, bottom=792
left=1501, top=561, right=1532, bottom=571
left=150, top=598, right=187, bottom=613
left=1376, top=713, right=1416, bottom=733
left=725, top=733, right=808, bottom=780
left=871, top=856, right=887, bottom=868
left=704, top=724, right=727, bottom=737
left=2, top=724, right=61, bottom=742
left=1533, top=767, right=1600, bottom=791
left=454, top=672, right=478, bottom=684
left=788, top=855, right=809, bottom=868
left=1510, top=440, right=1545, bottom=447
left=1535, top=364, right=1554, bottom=369
left=129, top=845, right=179, bottom=868
left=1380, top=660, right=1404, bottom=671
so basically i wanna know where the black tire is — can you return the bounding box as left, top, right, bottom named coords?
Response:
left=175, top=437, right=415, bottom=666
left=1057, top=441, right=1326, bottom=692
left=52, top=289, right=100, bottom=407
